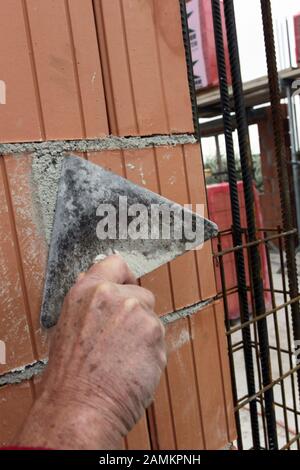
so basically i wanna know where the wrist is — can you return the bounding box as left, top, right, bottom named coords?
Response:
left=13, top=393, right=124, bottom=450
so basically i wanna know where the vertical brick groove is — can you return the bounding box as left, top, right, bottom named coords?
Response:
left=21, top=0, right=46, bottom=140
left=92, top=0, right=118, bottom=134
left=0, top=159, right=38, bottom=359
left=64, top=0, right=87, bottom=138
left=119, top=0, right=140, bottom=135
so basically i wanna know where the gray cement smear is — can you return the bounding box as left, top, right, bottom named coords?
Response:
left=0, top=134, right=196, bottom=156
left=0, top=359, right=48, bottom=387
left=161, top=298, right=214, bottom=325
left=1, top=134, right=196, bottom=245
left=31, top=152, right=64, bottom=244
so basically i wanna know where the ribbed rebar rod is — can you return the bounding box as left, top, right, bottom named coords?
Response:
left=261, top=0, right=300, bottom=409
left=179, top=0, right=201, bottom=139
left=217, top=237, right=243, bottom=448
left=211, top=0, right=260, bottom=449
left=223, top=0, right=278, bottom=449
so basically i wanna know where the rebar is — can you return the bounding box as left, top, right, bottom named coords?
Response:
left=211, top=0, right=260, bottom=449
left=215, top=229, right=297, bottom=256
left=214, top=227, right=300, bottom=448
left=179, top=0, right=201, bottom=139
left=278, top=228, right=300, bottom=448
left=264, top=231, right=290, bottom=444
left=286, top=83, right=300, bottom=241
left=260, top=0, right=300, bottom=407
left=223, top=0, right=278, bottom=449
left=228, top=296, right=300, bottom=336
left=217, top=235, right=243, bottom=448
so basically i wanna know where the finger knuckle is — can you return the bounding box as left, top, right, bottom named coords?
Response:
left=146, top=316, right=164, bottom=341
left=95, top=281, right=115, bottom=299
left=110, top=254, right=128, bottom=273
left=123, top=297, right=140, bottom=313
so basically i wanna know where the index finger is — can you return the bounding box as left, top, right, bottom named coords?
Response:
left=84, top=254, right=137, bottom=285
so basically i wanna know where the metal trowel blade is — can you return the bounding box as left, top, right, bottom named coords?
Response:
left=41, top=155, right=218, bottom=328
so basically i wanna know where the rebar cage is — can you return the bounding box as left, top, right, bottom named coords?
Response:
left=214, top=227, right=300, bottom=450
left=181, top=0, right=300, bottom=450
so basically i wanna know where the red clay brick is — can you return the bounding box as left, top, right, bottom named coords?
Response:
left=93, top=0, right=194, bottom=136
left=155, top=145, right=204, bottom=310
left=151, top=302, right=236, bottom=450
left=0, top=0, right=43, bottom=143
left=190, top=302, right=231, bottom=449
left=4, top=155, right=49, bottom=359
left=126, top=415, right=151, bottom=450
left=0, top=1, right=108, bottom=143
left=0, top=160, right=35, bottom=374
left=66, top=0, right=109, bottom=138
left=152, top=0, right=194, bottom=133
left=0, top=381, right=34, bottom=446
left=151, top=371, right=176, bottom=449
left=25, top=0, right=95, bottom=140
left=163, top=318, right=205, bottom=449
left=183, top=144, right=217, bottom=299
left=87, top=150, right=125, bottom=176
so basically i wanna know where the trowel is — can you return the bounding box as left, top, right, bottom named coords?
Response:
left=41, top=155, right=218, bottom=328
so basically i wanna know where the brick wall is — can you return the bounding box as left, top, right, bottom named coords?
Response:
left=0, top=0, right=235, bottom=449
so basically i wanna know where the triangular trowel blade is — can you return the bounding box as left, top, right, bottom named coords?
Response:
left=41, top=155, right=218, bottom=328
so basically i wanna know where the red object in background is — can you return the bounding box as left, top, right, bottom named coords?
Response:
left=186, top=0, right=231, bottom=90
left=295, top=13, right=300, bottom=64
left=207, top=182, right=271, bottom=321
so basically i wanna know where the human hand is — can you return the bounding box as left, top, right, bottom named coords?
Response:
left=14, top=255, right=166, bottom=449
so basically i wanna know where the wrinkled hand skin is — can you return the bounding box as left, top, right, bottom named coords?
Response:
left=14, top=255, right=166, bottom=450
